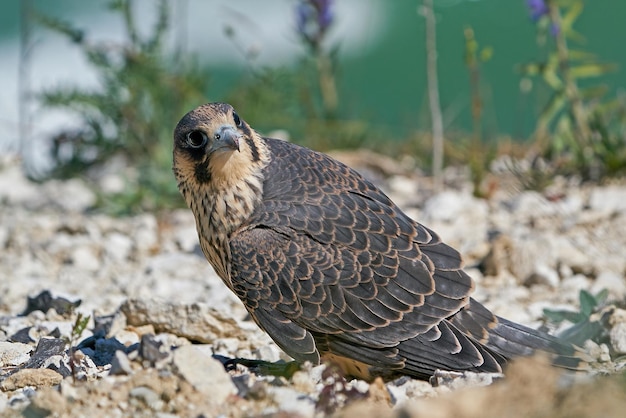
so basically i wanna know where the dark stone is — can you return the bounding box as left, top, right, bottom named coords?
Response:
left=44, top=355, right=73, bottom=377
left=23, top=338, right=67, bottom=369
left=10, top=326, right=35, bottom=344
left=48, top=327, right=62, bottom=338
left=21, top=290, right=81, bottom=316
left=231, top=374, right=251, bottom=397
left=92, top=338, right=127, bottom=366
left=139, top=334, right=168, bottom=365
left=77, top=335, right=128, bottom=366
left=92, top=313, right=116, bottom=338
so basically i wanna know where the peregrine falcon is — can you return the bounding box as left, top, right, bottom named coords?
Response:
left=172, top=102, right=583, bottom=381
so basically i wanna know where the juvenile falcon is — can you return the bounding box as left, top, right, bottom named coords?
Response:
left=172, top=102, right=582, bottom=381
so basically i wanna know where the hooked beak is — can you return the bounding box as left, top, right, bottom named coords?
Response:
left=211, top=125, right=241, bottom=153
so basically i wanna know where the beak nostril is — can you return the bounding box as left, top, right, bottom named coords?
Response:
left=211, top=125, right=241, bottom=152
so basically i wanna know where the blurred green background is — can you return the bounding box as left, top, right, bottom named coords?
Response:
left=1, top=0, right=623, bottom=139
left=0, top=0, right=623, bottom=212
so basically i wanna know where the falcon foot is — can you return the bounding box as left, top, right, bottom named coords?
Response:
left=223, top=357, right=301, bottom=378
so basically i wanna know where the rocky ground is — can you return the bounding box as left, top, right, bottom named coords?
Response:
left=1, top=155, right=626, bottom=417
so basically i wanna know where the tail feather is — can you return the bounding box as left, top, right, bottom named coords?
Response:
left=489, top=316, right=589, bottom=371
left=450, top=298, right=589, bottom=372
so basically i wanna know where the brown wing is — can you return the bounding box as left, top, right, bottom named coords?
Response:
left=229, top=138, right=580, bottom=379
left=226, top=139, right=498, bottom=375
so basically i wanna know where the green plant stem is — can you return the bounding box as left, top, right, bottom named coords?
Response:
left=422, top=0, right=444, bottom=192
left=549, top=3, right=589, bottom=142
left=120, top=0, right=139, bottom=48
left=19, top=0, right=33, bottom=170
left=463, top=26, right=487, bottom=197
left=316, top=51, right=338, bottom=119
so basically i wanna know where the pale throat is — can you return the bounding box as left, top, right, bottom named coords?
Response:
left=190, top=150, right=266, bottom=287
left=208, top=149, right=255, bottom=190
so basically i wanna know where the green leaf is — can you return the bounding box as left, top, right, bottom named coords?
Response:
left=541, top=54, right=563, bottom=89
left=560, top=0, right=584, bottom=33
left=567, top=49, right=597, bottom=61
left=579, top=85, right=609, bottom=100
left=33, top=11, right=84, bottom=43
left=72, top=313, right=91, bottom=340
left=543, top=308, right=584, bottom=324
left=594, top=288, right=609, bottom=305
left=543, top=69, right=564, bottom=90
left=570, top=63, right=619, bottom=79
left=579, top=289, right=597, bottom=317
left=537, top=92, right=566, bottom=133
left=558, top=319, right=605, bottom=346
left=480, top=46, right=493, bottom=62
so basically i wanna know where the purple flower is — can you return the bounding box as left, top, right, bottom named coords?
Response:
left=315, top=0, right=333, bottom=29
left=526, top=0, right=549, bottom=22
left=295, top=0, right=334, bottom=47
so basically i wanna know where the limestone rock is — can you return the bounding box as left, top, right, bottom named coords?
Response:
left=120, top=299, right=241, bottom=343
left=172, top=345, right=236, bottom=403
left=0, top=369, right=63, bottom=391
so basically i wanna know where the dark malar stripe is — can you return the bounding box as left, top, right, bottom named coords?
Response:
left=194, top=161, right=212, bottom=184
left=246, top=137, right=260, bottom=162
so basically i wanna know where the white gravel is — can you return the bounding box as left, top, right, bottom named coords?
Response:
left=1, top=157, right=625, bottom=417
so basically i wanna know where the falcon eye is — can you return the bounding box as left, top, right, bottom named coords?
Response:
left=186, top=130, right=208, bottom=148
left=233, top=112, right=242, bottom=127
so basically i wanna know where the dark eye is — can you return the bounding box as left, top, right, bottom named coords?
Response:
left=233, top=112, right=242, bottom=127
left=186, top=130, right=208, bottom=148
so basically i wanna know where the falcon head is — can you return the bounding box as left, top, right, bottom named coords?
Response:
left=172, top=102, right=267, bottom=192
